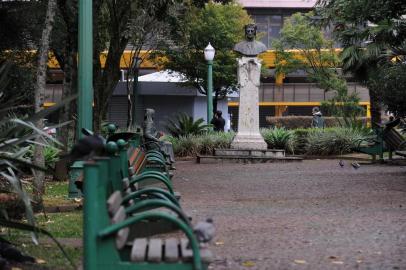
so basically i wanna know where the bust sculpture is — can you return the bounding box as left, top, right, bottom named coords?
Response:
left=234, top=24, right=267, bottom=57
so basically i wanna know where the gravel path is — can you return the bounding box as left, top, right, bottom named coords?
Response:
left=173, top=159, right=406, bottom=270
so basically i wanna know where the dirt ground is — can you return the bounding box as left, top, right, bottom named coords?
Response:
left=173, top=159, right=406, bottom=270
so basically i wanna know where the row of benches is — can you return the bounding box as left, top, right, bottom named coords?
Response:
left=80, top=134, right=212, bottom=270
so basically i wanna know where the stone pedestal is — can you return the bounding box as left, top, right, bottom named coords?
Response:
left=231, top=56, right=267, bottom=150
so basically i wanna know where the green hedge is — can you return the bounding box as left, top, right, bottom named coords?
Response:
left=167, top=132, right=234, bottom=157
left=266, top=116, right=370, bottom=129
left=168, top=127, right=371, bottom=157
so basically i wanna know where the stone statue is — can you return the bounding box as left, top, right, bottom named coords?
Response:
left=234, top=24, right=267, bottom=57
left=142, top=108, right=175, bottom=165
left=230, top=23, right=268, bottom=150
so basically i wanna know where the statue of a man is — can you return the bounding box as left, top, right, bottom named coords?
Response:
left=234, top=24, right=267, bottom=57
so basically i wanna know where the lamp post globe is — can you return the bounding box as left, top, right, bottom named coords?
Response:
left=204, top=43, right=215, bottom=124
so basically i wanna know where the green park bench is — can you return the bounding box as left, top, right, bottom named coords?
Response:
left=82, top=159, right=212, bottom=270
left=354, top=119, right=406, bottom=162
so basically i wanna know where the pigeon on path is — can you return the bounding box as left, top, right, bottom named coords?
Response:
left=191, top=218, right=215, bottom=248
left=351, top=161, right=360, bottom=169
left=339, top=160, right=344, bottom=168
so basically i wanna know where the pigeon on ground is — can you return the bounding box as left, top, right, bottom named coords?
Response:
left=339, top=160, right=344, bottom=168
left=351, top=161, right=360, bottom=169
left=192, top=218, right=215, bottom=248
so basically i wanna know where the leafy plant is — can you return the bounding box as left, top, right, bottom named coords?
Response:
left=168, top=131, right=234, bottom=157
left=261, top=127, right=295, bottom=153
left=165, top=113, right=211, bottom=138
left=24, top=145, right=61, bottom=169
left=305, top=127, right=369, bottom=155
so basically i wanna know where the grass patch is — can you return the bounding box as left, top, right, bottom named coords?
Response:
left=3, top=211, right=83, bottom=269
left=43, top=181, right=78, bottom=207
left=5, top=212, right=83, bottom=239
left=10, top=238, right=82, bottom=270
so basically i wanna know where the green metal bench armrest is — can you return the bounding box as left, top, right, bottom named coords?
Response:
left=129, top=174, right=174, bottom=194
left=146, top=156, right=167, bottom=166
left=353, top=135, right=379, bottom=148
left=98, top=212, right=203, bottom=270
left=146, top=149, right=166, bottom=159
left=124, top=199, right=190, bottom=226
left=145, top=154, right=166, bottom=165
left=134, top=171, right=170, bottom=180
left=122, top=187, right=179, bottom=207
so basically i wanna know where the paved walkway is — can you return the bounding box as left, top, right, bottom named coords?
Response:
left=174, top=159, right=406, bottom=270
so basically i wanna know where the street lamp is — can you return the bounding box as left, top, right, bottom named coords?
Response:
left=131, top=56, right=142, bottom=129
left=204, top=42, right=215, bottom=124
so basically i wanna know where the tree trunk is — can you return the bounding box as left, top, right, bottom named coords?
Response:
left=55, top=0, right=79, bottom=150
left=33, top=0, right=57, bottom=210
left=369, top=87, right=382, bottom=126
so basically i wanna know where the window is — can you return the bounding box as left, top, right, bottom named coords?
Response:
left=253, top=15, right=284, bottom=48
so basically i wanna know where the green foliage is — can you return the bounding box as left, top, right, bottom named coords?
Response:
left=165, top=113, right=211, bottom=138
left=168, top=131, right=234, bottom=157
left=273, top=12, right=341, bottom=88
left=316, top=0, right=406, bottom=123
left=377, top=63, right=406, bottom=117
left=273, top=12, right=364, bottom=124
left=154, top=1, right=252, bottom=102
left=260, top=127, right=295, bottom=153
left=292, top=128, right=312, bottom=154
left=304, top=127, right=369, bottom=155
left=24, top=145, right=61, bottom=169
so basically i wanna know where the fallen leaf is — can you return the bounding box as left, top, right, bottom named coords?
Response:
left=215, top=241, right=224, bottom=246
left=329, top=256, right=338, bottom=260
left=332, top=261, right=344, bottom=265
left=36, top=259, right=47, bottom=264
left=294, top=259, right=307, bottom=264
left=242, top=261, right=256, bottom=267
left=356, top=260, right=363, bottom=263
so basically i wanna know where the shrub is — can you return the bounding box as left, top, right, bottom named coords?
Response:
left=292, top=128, right=312, bottom=154
left=168, top=132, right=234, bottom=157
left=24, top=145, right=61, bottom=169
left=260, top=127, right=295, bottom=153
left=265, top=116, right=370, bottom=130
left=305, top=128, right=368, bottom=155
left=165, top=113, right=211, bottom=138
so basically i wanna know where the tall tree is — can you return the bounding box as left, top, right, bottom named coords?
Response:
left=154, top=1, right=252, bottom=112
left=51, top=0, right=183, bottom=133
left=92, top=0, right=183, bottom=132
left=32, top=0, right=58, bottom=209
left=272, top=12, right=364, bottom=125
left=315, top=0, right=406, bottom=124
left=124, top=1, right=184, bottom=129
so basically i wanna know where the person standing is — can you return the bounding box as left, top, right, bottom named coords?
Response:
left=211, top=110, right=226, bottom=132
left=311, top=107, right=325, bottom=128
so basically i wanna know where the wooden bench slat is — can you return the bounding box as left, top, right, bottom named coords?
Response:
left=147, top=239, right=163, bottom=262
left=130, top=238, right=148, bottom=262
left=164, top=238, right=179, bottom=262
left=107, top=191, right=122, bottom=216
left=122, top=177, right=130, bottom=189
left=180, top=238, right=213, bottom=263
left=112, top=207, right=129, bottom=250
